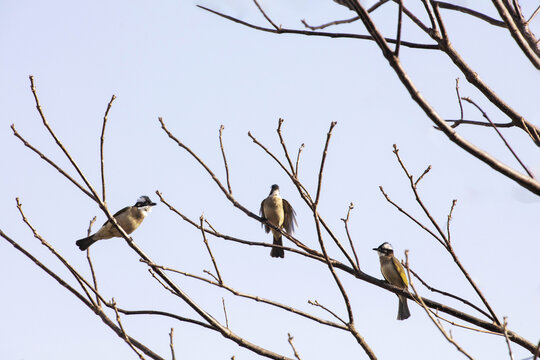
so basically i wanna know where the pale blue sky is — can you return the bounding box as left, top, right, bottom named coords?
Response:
left=1, top=1, right=539, bottom=359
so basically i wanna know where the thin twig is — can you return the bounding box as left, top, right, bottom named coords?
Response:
left=408, top=266, right=492, bottom=320
left=295, top=143, right=304, bottom=177
left=219, top=125, right=232, bottom=194
left=394, top=0, right=404, bottom=56
left=405, top=251, right=475, bottom=359
left=197, top=5, right=438, bottom=50
left=526, top=5, right=540, bottom=25
left=169, top=328, right=176, bottom=360
left=502, top=317, right=515, bottom=360
left=307, top=300, right=347, bottom=325
left=443, top=119, right=514, bottom=129
left=462, top=97, right=534, bottom=178
left=277, top=118, right=296, bottom=175
left=432, top=1, right=448, bottom=41
left=28, top=76, right=102, bottom=203
left=455, top=78, right=464, bottom=122
left=11, top=125, right=95, bottom=201
left=200, top=215, right=223, bottom=284
left=446, top=199, right=457, bottom=243
left=435, top=1, right=506, bottom=27
left=16, top=198, right=96, bottom=307
left=86, top=216, right=100, bottom=307
left=146, top=261, right=348, bottom=331
left=301, top=0, right=388, bottom=30
left=340, top=203, right=360, bottom=271
left=222, top=297, right=229, bottom=328
left=252, top=0, right=280, bottom=30
left=287, top=333, right=302, bottom=360
left=414, top=165, right=432, bottom=186
left=314, top=122, right=337, bottom=206
left=112, top=298, right=146, bottom=360
left=0, top=230, right=165, bottom=360
left=421, top=0, right=437, bottom=31
left=100, top=94, right=116, bottom=204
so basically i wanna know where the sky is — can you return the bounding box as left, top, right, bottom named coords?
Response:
left=1, top=0, right=539, bottom=359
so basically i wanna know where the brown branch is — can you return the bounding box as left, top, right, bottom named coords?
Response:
left=340, top=202, right=360, bottom=271
left=405, top=251, right=475, bottom=359
left=462, top=97, right=534, bottom=178
left=526, top=5, right=540, bottom=25
left=277, top=118, right=296, bottom=176
left=431, top=1, right=448, bottom=41
left=295, top=143, right=304, bottom=177
left=252, top=0, right=280, bottom=30
left=408, top=266, right=492, bottom=320
left=287, top=333, right=302, bottom=360
left=197, top=5, right=438, bottom=50
left=0, top=230, right=165, bottom=360
left=148, top=262, right=348, bottom=331
left=200, top=215, right=223, bottom=284
left=219, top=125, right=232, bottom=194
left=11, top=125, right=95, bottom=201
left=222, top=298, right=229, bottom=328
left=435, top=1, right=506, bottom=27
left=314, top=122, right=337, bottom=206
left=491, top=0, right=540, bottom=69
left=390, top=145, right=502, bottom=326
left=502, top=317, right=515, bottom=360
left=100, top=94, right=116, bottom=204
left=307, top=300, right=346, bottom=325
left=112, top=298, right=146, bottom=360
left=28, top=76, right=102, bottom=203
left=394, top=0, right=404, bottom=56
left=446, top=199, right=457, bottom=243
left=86, top=216, right=100, bottom=308
left=115, top=308, right=216, bottom=331
left=444, top=119, right=514, bottom=129
left=169, top=328, right=176, bottom=360
left=301, top=0, right=388, bottom=30
left=421, top=0, right=437, bottom=30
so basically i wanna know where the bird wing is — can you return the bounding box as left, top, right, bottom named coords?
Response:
left=260, top=199, right=270, bottom=233
left=392, top=256, right=409, bottom=288
left=101, top=206, right=130, bottom=227
left=282, top=199, right=297, bottom=234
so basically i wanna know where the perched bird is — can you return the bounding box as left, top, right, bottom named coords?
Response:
left=75, top=195, right=156, bottom=251
left=373, top=242, right=411, bottom=320
left=260, top=184, right=297, bottom=258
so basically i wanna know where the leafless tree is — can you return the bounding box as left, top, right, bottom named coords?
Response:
left=2, top=1, right=539, bottom=359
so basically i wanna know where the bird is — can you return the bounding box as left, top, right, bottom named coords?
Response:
left=373, top=242, right=411, bottom=320
left=75, top=195, right=156, bottom=251
left=260, top=184, right=297, bottom=258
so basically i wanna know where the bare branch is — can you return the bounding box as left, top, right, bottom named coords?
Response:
left=462, top=97, right=534, bottom=178
left=502, top=317, right=515, bottom=360
left=169, top=328, right=176, bottom=360
left=112, top=298, right=146, bottom=360
left=219, top=125, right=233, bottom=194
left=252, top=0, right=280, bottom=30
left=340, top=202, right=360, bottom=271
left=287, top=333, right=302, bottom=360
left=200, top=215, right=223, bottom=284
left=86, top=216, right=100, bottom=308
left=100, top=94, right=116, bottom=204
left=394, top=0, right=404, bottom=56
left=405, top=251, right=475, bottom=360
left=435, top=1, right=506, bottom=27
left=222, top=298, right=229, bottom=328
left=295, top=143, right=304, bottom=176
left=197, top=5, right=438, bottom=50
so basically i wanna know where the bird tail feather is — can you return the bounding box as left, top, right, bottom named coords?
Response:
left=397, top=296, right=411, bottom=320
left=270, top=234, right=284, bottom=258
left=76, top=236, right=96, bottom=251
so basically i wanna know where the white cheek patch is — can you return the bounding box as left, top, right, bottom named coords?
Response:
left=142, top=206, right=153, bottom=215
left=381, top=243, right=393, bottom=251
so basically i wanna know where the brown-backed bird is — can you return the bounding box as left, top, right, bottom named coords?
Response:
left=260, top=184, right=297, bottom=258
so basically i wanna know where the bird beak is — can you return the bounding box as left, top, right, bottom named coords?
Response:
left=150, top=202, right=157, bottom=206
left=372, top=247, right=379, bottom=251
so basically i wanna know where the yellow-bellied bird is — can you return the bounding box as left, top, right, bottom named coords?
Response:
left=373, top=242, right=411, bottom=320
left=260, top=184, right=297, bottom=258
left=75, top=195, right=156, bottom=251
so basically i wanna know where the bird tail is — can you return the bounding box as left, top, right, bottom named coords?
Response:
left=76, top=236, right=97, bottom=251
left=397, top=296, right=411, bottom=320
left=270, top=233, right=284, bottom=258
